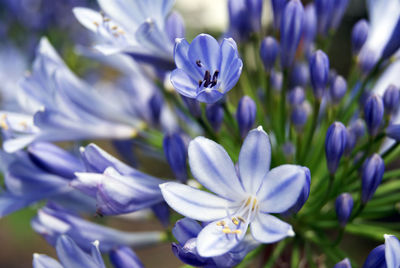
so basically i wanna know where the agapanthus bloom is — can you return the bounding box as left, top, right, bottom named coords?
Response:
left=171, top=34, right=243, bottom=103
left=160, top=127, right=309, bottom=256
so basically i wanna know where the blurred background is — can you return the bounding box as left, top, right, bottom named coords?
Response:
left=0, top=0, right=383, bottom=267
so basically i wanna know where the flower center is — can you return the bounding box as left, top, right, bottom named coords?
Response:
left=196, top=60, right=219, bottom=89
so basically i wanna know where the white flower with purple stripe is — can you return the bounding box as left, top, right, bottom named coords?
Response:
left=160, top=126, right=309, bottom=257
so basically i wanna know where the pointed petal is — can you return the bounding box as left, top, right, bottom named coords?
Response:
left=238, top=127, right=271, bottom=194
left=188, top=136, right=245, bottom=200
left=195, top=89, right=224, bottom=104
left=250, top=213, right=294, bottom=243
left=160, top=182, right=228, bottom=221
left=385, top=234, right=400, bottom=268
left=221, top=58, right=243, bottom=92
left=109, top=246, right=144, bottom=268
left=188, top=34, right=220, bottom=71
left=73, top=8, right=101, bottom=32
left=219, top=38, right=241, bottom=91
left=170, top=69, right=197, bottom=98
left=172, top=218, right=202, bottom=245
left=196, top=217, right=247, bottom=257
left=174, top=39, right=202, bottom=80
left=257, top=165, right=308, bottom=213
left=90, top=241, right=106, bottom=268
left=33, top=254, right=63, bottom=268
left=56, top=235, right=98, bottom=268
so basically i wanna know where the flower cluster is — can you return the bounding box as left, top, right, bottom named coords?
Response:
left=0, top=0, right=400, bottom=267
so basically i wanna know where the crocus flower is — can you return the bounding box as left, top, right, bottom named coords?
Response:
left=160, top=127, right=309, bottom=256
left=170, top=34, right=243, bottom=104
left=33, top=235, right=106, bottom=268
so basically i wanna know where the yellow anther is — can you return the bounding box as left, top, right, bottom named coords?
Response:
left=103, top=18, right=111, bottom=22
left=231, top=217, right=239, bottom=225
left=19, top=121, right=28, bottom=130
left=233, top=230, right=242, bottom=234
left=237, top=216, right=246, bottom=223
left=118, top=30, right=125, bottom=35
left=222, top=227, right=231, bottom=234
left=216, top=221, right=226, bottom=226
left=112, top=26, right=118, bottom=30
left=93, top=21, right=99, bottom=26
left=0, top=114, right=8, bottom=130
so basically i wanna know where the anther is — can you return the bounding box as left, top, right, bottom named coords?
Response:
left=237, top=216, right=246, bottom=223
left=216, top=221, right=226, bottom=226
left=232, top=217, right=239, bottom=225
left=203, top=70, right=211, bottom=87
left=196, top=60, right=202, bottom=67
left=222, top=227, right=232, bottom=234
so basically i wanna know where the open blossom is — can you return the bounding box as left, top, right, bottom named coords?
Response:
left=160, top=126, right=309, bottom=256
left=171, top=34, right=243, bottom=104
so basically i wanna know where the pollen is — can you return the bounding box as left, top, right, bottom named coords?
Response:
left=0, top=114, right=8, bottom=130
left=222, top=227, right=231, bottom=234
left=231, top=217, right=239, bottom=225
left=216, top=221, right=226, bottom=226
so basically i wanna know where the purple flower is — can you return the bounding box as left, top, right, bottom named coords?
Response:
left=171, top=34, right=243, bottom=103
left=160, top=127, right=309, bottom=256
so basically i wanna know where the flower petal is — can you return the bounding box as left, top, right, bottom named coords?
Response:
left=172, top=218, right=202, bottom=245
left=33, top=254, right=63, bottom=268
left=188, top=34, right=220, bottom=72
left=196, top=217, right=247, bottom=257
left=238, top=127, right=271, bottom=194
left=56, top=235, right=99, bottom=268
left=195, top=89, right=224, bottom=104
left=160, top=182, right=229, bottom=221
left=170, top=69, right=197, bottom=98
left=257, top=165, right=309, bottom=213
left=385, top=234, right=400, bottom=268
left=174, top=39, right=202, bottom=80
left=219, top=38, right=242, bottom=91
left=250, top=213, right=294, bottom=243
left=188, top=136, right=245, bottom=200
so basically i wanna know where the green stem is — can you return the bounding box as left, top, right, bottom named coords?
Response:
left=301, top=99, right=321, bottom=164
left=263, top=240, right=290, bottom=268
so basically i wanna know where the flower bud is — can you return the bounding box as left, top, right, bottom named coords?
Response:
left=361, top=154, right=384, bottom=204
left=329, top=75, right=347, bottom=103
left=345, top=119, right=365, bottom=155
left=291, top=101, right=311, bottom=129
left=302, top=4, right=317, bottom=51
left=387, top=124, right=400, bottom=141
left=236, top=96, right=257, bottom=138
left=358, top=48, right=376, bottom=75
left=288, top=87, right=305, bottom=106
left=165, top=11, right=185, bottom=42
left=351, top=19, right=369, bottom=55
left=381, top=19, right=400, bottom=60
left=205, top=103, right=224, bottom=132
left=290, top=62, right=309, bottom=88
left=260, top=37, right=279, bottom=71
left=109, top=246, right=144, bottom=268
left=314, top=0, right=334, bottom=35
left=364, top=94, right=384, bottom=136
left=309, top=50, right=330, bottom=99
left=330, top=0, right=349, bottom=31
left=383, top=85, right=400, bottom=115
left=228, top=0, right=263, bottom=41
left=28, top=142, right=83, bottom=179
left=280, top=0, right=304, bottom=68
left=334, top=258, right=352, bottom=268
left=335, top=193, right=353, bottom=227
left=149, top=93, right=163, bottom=124
left=270, top=70, right=283, bottom=92
left=163, top=133, right=188, bottom=183
left=271, top=0, right=286, bottom=31
left=181, top=95, right=201, bottom=118
left=325, top=122, right=347, bottom=174
left=363, top=244, right=386, bottom=268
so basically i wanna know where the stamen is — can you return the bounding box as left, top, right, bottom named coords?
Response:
left=222, top=227, right=231, bottom=234
left=196, top=60, right=202, bottom=67
left=0, top=114, right=8, bottom=130
left=232, top=217, right=239, bottom=225
left=237, top=216, right=246, bottom=223
left=203, top=70, right=211, bottom=87
left=216, top=221, right=226, bottom=226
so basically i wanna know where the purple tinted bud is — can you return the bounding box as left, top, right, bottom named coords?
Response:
left=325, top=122, right=347, bottom=174
left=290, top=62, right=309, bottom=88
left=330, top=0, right=349, bottom=31
left=361, top=154, right=384, bottom=204
left=205, top=103, right=224, bottom=132
left=314, top=0, right=334, bottom=35
left=280, top=0, right=304, bottom=68
left=350, top=119, right=366, bottom=138
left=302, top=4, right=317, bottom=50
left=335, top=193, right=353, bottom=227
left=236, top=96, right=257, bottom=138
left=163, top=133, right=188, bottom=183
left=344, top=127, right=356, bottom=155
left=381, top=19, right=400, bottom=60
left=28, top=142, right=83, bottom=179
left=334, top=258, right=352, bottom=268
left=260, top=37, right=279, bottom=71
left=165, top=11, right=185, bottom=43
left=109, top=246, right=144, bottom=268
left=345, top=119, right=365, bottom=155
left=149, top=93, right=163, bottom=124
left=330, top=75, right=347, bottom=103
left=310, top=50, right=330, bottom=99
left=358, top=49, right=376, bottom=75
left=181, top=95, right=201, bottom=118
left=386, top=124, right=400, bottom=141
left=271, top=0, right=287, bottom=31
left=291, top=101, right=311, bottom=129
left=288, top=87, right=305, bottom=106
left=363, top=244, right=386, bottom=268
left=364, top=94, right=384, bottom=136
left=284, top=167, right=311, bottom=214
left=228, top=0, right=263, bottom=41
left=383, top=85, right=400, bottom=115
left=270, top=70, right=283, bottom=92
left=351, top=19, right=369, bottom=55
